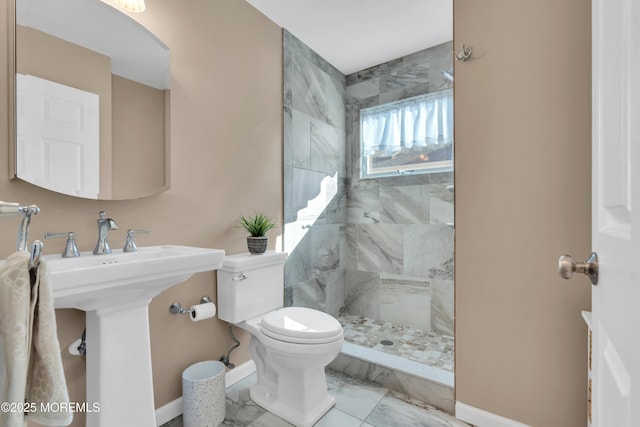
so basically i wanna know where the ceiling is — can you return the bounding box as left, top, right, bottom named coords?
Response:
left=246, top=0, right=452, bottom=75
left=17, top=0, right=170, bottom=89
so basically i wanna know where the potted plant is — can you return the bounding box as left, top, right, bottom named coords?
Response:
left=238, top=212, right=277, bottom=254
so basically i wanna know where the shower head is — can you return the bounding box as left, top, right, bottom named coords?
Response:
left=442, top=67, right=454, bottom=83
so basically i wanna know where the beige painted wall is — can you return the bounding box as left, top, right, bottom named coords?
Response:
left=454, top=1, right=592, bottom=426
left=111, top=74, right=168, bottom=199
left=3, top=1, right=282, bottom=426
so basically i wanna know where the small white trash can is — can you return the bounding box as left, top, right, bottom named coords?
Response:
left=182, top=360, right=226, bottom=427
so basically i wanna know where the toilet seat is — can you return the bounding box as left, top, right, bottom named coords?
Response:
left=260, top=307, right=343, bottom=344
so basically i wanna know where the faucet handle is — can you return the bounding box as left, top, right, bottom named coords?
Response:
left=45, top=231, right=80, bottom=258
left=123, top=229, right=150, bottom=252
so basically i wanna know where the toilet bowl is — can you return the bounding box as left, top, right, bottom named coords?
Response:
left=217, top=252, right=344, bottom=427
left=241, top=307, right=343, bottom=426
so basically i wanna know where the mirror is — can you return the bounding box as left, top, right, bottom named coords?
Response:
left=9, top=0, right=170, bottom=200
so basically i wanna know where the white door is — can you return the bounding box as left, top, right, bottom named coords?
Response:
left=16, top=74, right=100, bottom=199
left=591, top=0, right=639, bottom=425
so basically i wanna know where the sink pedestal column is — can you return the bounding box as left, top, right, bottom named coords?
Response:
left=85, top=299, right=156, bottom=427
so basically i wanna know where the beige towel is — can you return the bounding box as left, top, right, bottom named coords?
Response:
left=26, top=256, right=72, bottom=426
left=0, top=251, right=32, bottom=427
left=0, top=252, right=72, bottom=427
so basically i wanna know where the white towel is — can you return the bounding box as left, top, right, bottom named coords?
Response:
left=0, top=252, right=72, bottom=427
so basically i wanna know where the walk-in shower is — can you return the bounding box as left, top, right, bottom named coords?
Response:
left=283, top=31, right=455, bottom=413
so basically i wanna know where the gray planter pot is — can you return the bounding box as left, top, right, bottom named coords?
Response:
left=247, top=236, right=268, bottom=254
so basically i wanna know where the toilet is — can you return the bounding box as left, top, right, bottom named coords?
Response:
left=217, top=251, right=344, bottom=427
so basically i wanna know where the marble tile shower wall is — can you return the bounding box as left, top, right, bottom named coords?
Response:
left=283, top=31, right=454, bottom=337
left=283, top=30, right=348, bottom=318
left=345, top=41, right=454, bottom=337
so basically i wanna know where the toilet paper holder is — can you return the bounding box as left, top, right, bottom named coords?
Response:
left=170, top=296, right=212, bottom=315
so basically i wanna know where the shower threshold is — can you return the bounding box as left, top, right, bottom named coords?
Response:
left=339, top=342, right=453, bottom=387
left=331, top=315, right=455, bottom=413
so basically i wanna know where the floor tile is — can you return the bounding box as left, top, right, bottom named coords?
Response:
left=313, top=408, right=362, bottom=427
left=326, top=370, right=388, bottom=420
left=161, top=416, right=183, bottom=427
left=365, top=395, right=469, bottom=427
left=222, top=374, right=267, bottom=426
left=161, top=370, right=468, bottom=427
left=247, top=412, right=294, bottom=427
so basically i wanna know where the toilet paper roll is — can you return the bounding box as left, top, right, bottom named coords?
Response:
left=190, top=302, right=216, bottom=322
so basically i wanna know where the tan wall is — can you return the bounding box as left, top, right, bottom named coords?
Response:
left=111, top=75, right=168, bottom=199
left=454, top=1, right=592, bottom=426
left=3, top=1, right=283, bottom=426
left=16, top=25, right=114, bottom=197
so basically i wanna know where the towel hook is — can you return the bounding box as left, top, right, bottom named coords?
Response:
left=29, top=240, right=43, bottom=270
left=455, top=44, right=473, bottom=62
left=0, top=202, right=40, bottom=252
left=0, top=201, right=43, bottom=271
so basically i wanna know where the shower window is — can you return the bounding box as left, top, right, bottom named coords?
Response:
left=360, top=88, right=453, bottom=179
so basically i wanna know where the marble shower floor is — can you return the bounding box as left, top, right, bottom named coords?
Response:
left=339, top=315, right=455, bottom=372
left=161, top=370, right=468, bottom=427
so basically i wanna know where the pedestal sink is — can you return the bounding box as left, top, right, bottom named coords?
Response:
left=45, top=245, right=225, bottom=427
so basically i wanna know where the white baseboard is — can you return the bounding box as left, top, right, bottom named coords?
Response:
left=225, top=360, right=256, bottom=387
left=155, top=360, right=256, bottom=426
left=155, top=396, right=183, bottom=426
left=455, top=402, right=531, bottom=427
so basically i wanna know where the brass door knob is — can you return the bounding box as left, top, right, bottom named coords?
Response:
left=558, top=252, right=598, bottom=285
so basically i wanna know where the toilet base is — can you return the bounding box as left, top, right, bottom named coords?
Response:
left=250, top=382, right=336, bottom=427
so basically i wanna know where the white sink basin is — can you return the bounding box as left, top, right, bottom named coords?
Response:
left=46, top=245, right=225, bottom=310
left=40, top=245, right=225, bottom=427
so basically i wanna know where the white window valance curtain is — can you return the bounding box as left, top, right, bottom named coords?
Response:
left=360, top=88, right=453, bottom=155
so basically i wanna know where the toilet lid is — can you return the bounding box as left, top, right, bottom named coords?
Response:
left=260, top=307, right=343, bottom=343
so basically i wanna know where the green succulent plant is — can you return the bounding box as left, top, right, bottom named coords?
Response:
left=238, top=212, right=277, bottom=237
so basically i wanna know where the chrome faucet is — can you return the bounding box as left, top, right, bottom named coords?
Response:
left=45, top=231, right=80, bottom=258
left=93, top=211, right=118, bottom=255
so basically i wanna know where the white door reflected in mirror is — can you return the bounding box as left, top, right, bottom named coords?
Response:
left=17, top=74, right=100, bottom=199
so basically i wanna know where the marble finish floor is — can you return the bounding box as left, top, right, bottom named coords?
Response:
left=161, top=370, right=467, bottom=427
left=339, top=315, right=455, bottom=372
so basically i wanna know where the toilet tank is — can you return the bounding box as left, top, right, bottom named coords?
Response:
left=217, top=251, right=288, bottom=324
